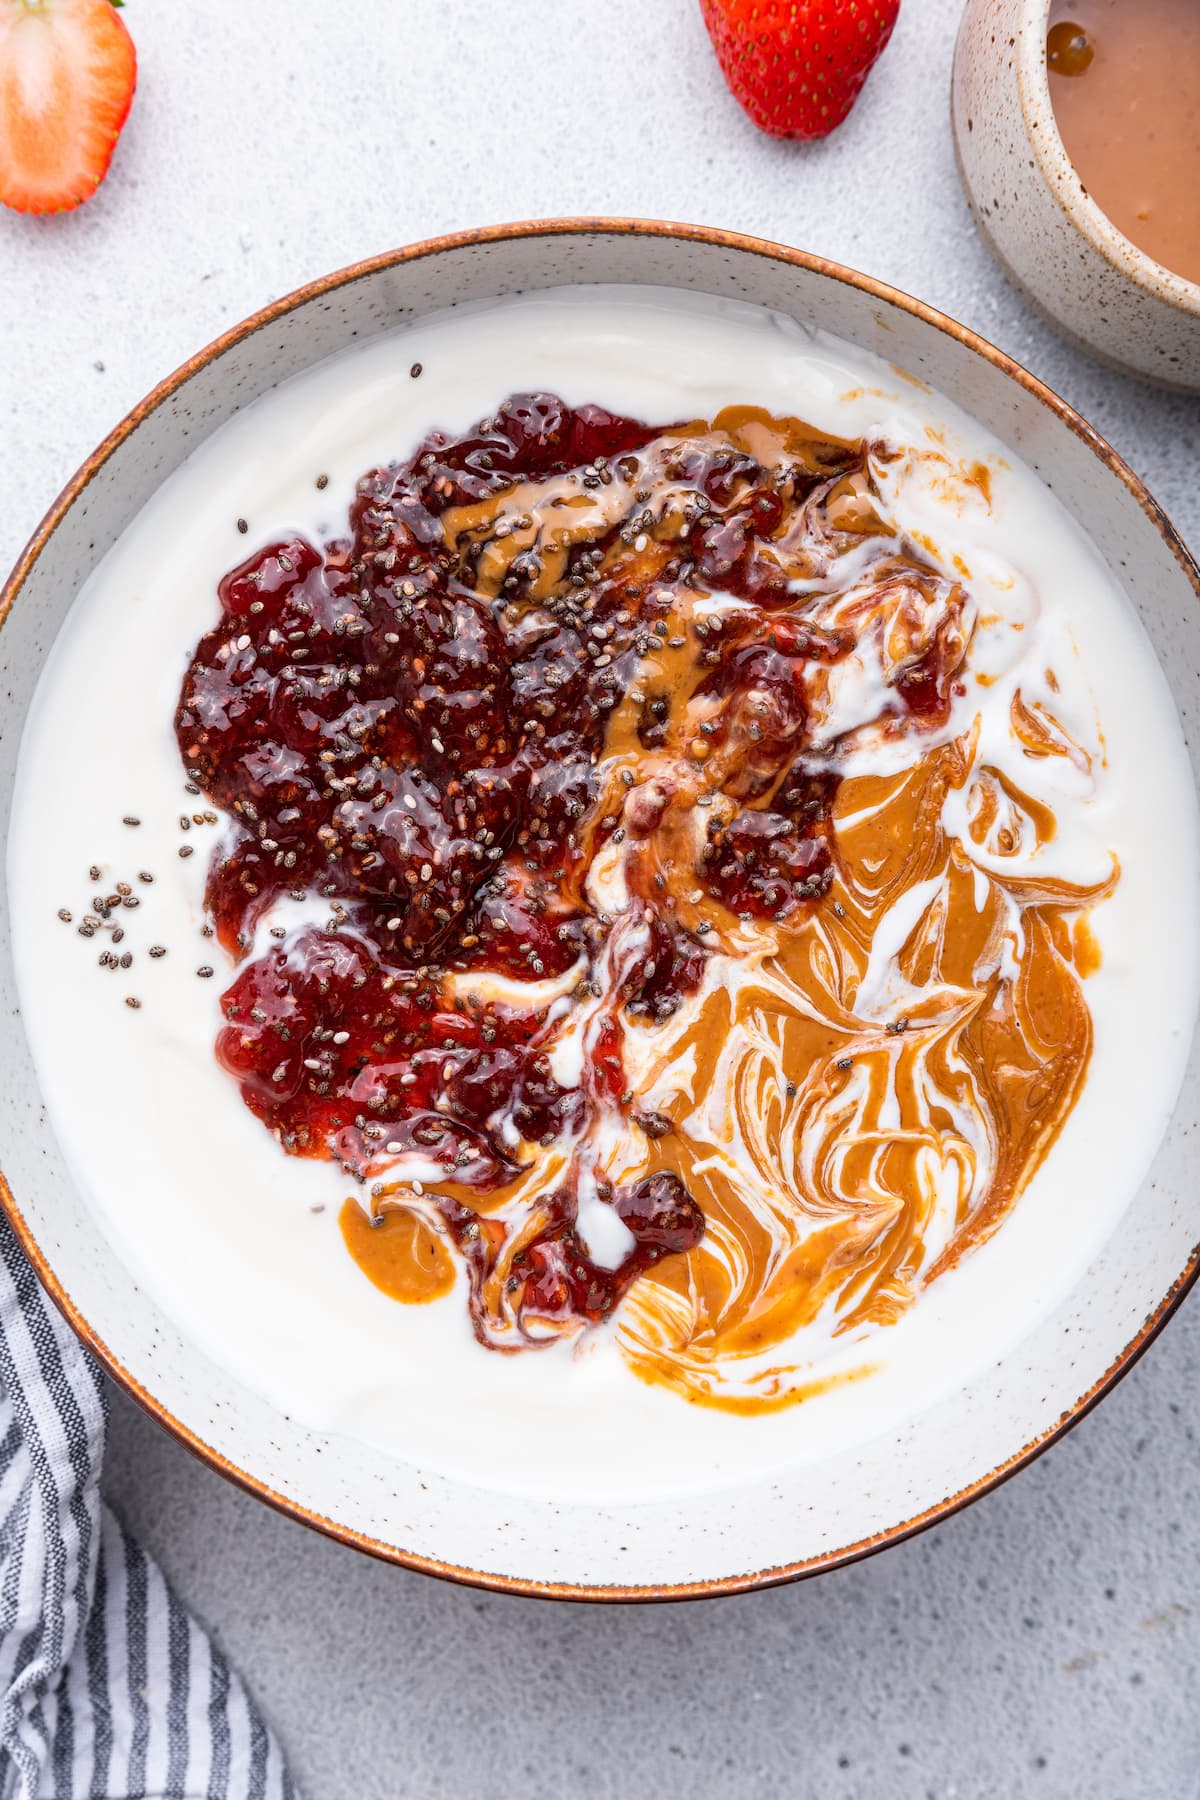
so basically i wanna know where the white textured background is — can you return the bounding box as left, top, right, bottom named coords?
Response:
left=3, top=2, right=1200, bottom=1796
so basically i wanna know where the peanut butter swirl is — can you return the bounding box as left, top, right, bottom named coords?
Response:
left=183, top=395, right=1115, bottom=1414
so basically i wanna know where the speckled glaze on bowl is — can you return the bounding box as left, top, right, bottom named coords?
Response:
left=952, top=0, right=1200, bottom=391
left=2, top=220, right=1199, bottom=1600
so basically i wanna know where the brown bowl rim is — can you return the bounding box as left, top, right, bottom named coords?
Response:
left=2, top=215, right=1198, bottom=1603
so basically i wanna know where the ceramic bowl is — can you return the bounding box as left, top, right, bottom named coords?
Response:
left=2, top=220, right=1199, bottom=1599
left=952, top=0, right=1200, bottom=391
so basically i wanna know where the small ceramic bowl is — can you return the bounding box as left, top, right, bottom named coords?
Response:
left=952, top=0, right=1200, bottom=391
left=2, top=221, right=1199, bottom=1599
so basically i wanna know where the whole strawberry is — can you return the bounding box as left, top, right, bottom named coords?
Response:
left=0, top=0, right=137, bottom=214
left=700, top=0, right=900, bottom=141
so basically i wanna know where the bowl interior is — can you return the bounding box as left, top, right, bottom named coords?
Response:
left=1019, top=0, right=1200, bottom=315
left=2, top=223, right=1198, bottom=1597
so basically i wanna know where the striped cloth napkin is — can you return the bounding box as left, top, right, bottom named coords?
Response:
left=0, top=1214, right=297, bottom=1799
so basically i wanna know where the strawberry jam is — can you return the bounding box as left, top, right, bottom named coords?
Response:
left=177, top=394, right=971, bottom=1351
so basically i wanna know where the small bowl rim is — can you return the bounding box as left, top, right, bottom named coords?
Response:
left=3, top=215, right=1199, bottom=1602
left=1020, top=0, right=1200, bottom=315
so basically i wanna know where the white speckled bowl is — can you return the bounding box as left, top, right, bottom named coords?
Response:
left=2, top=220, right=1199, bottom=1599
left=952, top=0, right=1200, bottom=390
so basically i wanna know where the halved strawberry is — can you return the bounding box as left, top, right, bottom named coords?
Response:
left=0, top=0, right=136, bottom=215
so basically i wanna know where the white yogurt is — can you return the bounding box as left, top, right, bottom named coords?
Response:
left=8, top=287, right=1199, bottom=1502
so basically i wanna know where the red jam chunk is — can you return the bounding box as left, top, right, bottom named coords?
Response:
left=177, top=393, right=970, bottom=1350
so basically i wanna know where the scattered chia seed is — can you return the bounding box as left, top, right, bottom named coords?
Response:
left=178, top=845, right=194, bottom=859
left=237, top=517, right=248, bottom=534
left=124, top=996, right=141, bottom=1010
left=149, top=945, right=167, bottom=959
left=633, top=1111, right=673, bottom=1139
left=138, top=871, right=154, bottom=884
left=410, top=362, right=423, bottom=378
left=120, top=952, right=133, bottom=970
left=197, top=965, right=214, bottom=979
left=89, top=865, right=101, bottom=882
left=57, top=908, right=72, bottom=923
left=315, top=473, right=329, bottom=490
left=122, top=816, right=140, bottom=827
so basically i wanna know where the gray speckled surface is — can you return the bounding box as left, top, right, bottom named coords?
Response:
left=2, top=2, right=1199, bottom=1796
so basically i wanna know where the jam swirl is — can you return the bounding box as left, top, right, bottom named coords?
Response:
left=177, top=393, right=967, bottom=1351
